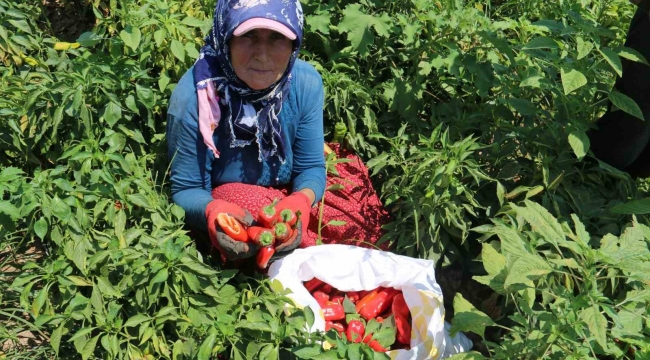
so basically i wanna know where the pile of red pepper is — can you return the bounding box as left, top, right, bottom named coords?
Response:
left=216, top=202, right=300, bottom=269
left=304, top=278, right=412, bottom=352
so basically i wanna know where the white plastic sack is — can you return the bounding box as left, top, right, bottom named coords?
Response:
left=268, top=244, right=473, bottom=359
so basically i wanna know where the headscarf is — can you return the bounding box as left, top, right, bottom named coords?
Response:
left=194, top=0, right=304, bottom=163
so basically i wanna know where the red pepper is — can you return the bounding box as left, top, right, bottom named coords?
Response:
left=258, top=201, right=278, bottom=228
left=355, top=288, right=380, bottom=313
left=325, top=320, right=345, bottom=334
left=313, top=291, right=329, bottom=307
left=256, top=246, right=275, bottom=269
left=346, top=320, right=365, bottom=343
left=331, top=295, right=345, bottom=304
left=393, top=293, right=411, bottom=345
left=304, top=278, right=324, bottom=293
left=368, top=340, right=387, bottom=352
left=278, top=208, right=297, bottom=227
left=376, top=316, right=384, bottom=323
left=216, top=213, right=248, bottom=242
left=320, top=283, right=334, bottom=294
left=346, top=291, right=360, bottom=303
left=246, top=226, right=275, bottom=247
left=360, top=288, right=400, bottom=320
left=273, top=222, right=291, bottom=243
left=322, top=301, right=345, bottom=321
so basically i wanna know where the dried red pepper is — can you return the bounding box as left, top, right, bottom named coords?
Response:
left=393, top=293, right=411, bottom=345
left=319, top=283, right=334, bottom=294
left=360, top=288, right=400, bottom=320
left=216, top=213, right=248, bottom=242
left=322, top=301, right=345, bottom=321
left=330, top=295, right=345, bottom=304
left=273, top=222, right=291, bottom=243
left=256, top=245, right=275, bottom=269
left=346, top=319, right=365, bottom=343
left=246, top=226, right=275, bottom=247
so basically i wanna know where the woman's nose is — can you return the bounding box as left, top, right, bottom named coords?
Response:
left=252, top=42, right=272, bottom=61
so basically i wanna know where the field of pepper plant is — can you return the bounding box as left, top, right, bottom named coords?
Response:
left=1, top=0, right=650, bottom=358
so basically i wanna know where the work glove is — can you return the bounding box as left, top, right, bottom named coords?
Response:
left=272, top=192, right=312, bottom=254
left=205, top=200, right=257, bottom=263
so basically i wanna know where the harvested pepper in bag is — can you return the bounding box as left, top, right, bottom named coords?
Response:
left=325, top=321, right=345, bottom=334
left=322, top=301, right=345, bottom=321
left=393, top=293, right=411, bottom=345
left=246, top=226, right=275, bottom=247
left=216, top=213, right=248, bottom=242
left=360, top=288, right=400, bottom=320
left=346, top=319, right=365, bottom=343
left=304, top=278, right=324, bottom=293
left=256, top=245, right=275, bottom=269
left=313, top=291, right=329, bottom=307
left=368, top=339, right=387, bottom=352
left=355, top=288, right=380, bottom=313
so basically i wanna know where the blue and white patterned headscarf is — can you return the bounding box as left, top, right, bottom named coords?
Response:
left=194, top=0, right=304, bottom=163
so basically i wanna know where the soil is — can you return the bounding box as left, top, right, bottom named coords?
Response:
left=40, top=0, right=96, bottom=42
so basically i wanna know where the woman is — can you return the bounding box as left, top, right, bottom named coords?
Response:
left=166, top=0, right=388, bottom=264
left=588, top=0, right=650, bottom=177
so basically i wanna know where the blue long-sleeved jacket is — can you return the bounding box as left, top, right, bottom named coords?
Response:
left=167, top=59, right=326, bottom=235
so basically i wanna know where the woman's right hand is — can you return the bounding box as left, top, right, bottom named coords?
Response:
left=205, top=200, right=258, bottom=263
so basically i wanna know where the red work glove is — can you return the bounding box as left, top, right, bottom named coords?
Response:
left=205, top=200, right=257, bottom=263
left=273, top=191, right=312, bottom=253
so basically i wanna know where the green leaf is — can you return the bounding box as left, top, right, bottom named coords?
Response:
left=259, top=344, right=278, bottom=360
left=181, top=17, right=207, bottom=27
left=338, top=4, right=390, bottom=57
left=304, top=306, right=315, bottom=330
left=50, top=322, right=66, bottom=356
left=151, top=268, right=169, bottom=284
left=51, top=196, right=72, bottom=221
left=512, top=200, right=566, bottom=246
left=504, top=254, right=553, bottom=288
left=96, top=277, right=121, bottom=298
left=171, top=39, right=185, bottom=62
left=68, top=327, right=96, bottom=342
left=197, top=330, right=217, bottom=360
left=609, top=91, right=644, bottom=121
left=508, top=98, right=536, bottom=116
left=120, top=26, right=141, bottom=51
left=81, top=335, right=100, bottom=360
left=617, top=46, right=649, bottom=65
left=159, top=70, right=171, bottom=92
left=307, top=13, right=331, bottom=34
left=185, top=42, right=199, bottom=59
left=520, top=75, right=543, bottom=88
left=327, top=220, right=347, bottom=227
left=76, top=31, right=102, bottom=47
left=599, top=47, right=623, bottom=77
left=447, top=352, right=487, bottom=360
left=33, top=217, right=47, bottom=239
left=0, top=201, right=20, bottom=219
left=610, top=198, right=650, bottom=214
left=103, top=102, right=122, bottom=127
left=576, top=37, right=593, bottom=60
left=125, top=314, right=150, bottom=327
left=135, top=84, right=155, bottom=108
left=568, top=130, right=590, bottom=160
left=450, top=293, right=494, bottom=338
left=154, top=29, right=166, bottom=47
left=581, top=305, right=608, bottom=349
left=127, top=193, right=151, bottom=209
left=67, top=276, right=93, bottom=286
left=561, top=68, right=588, bottom=95
left=293, top=345, right=322, bottom=358
left=522, top=36, right=558, bottom=50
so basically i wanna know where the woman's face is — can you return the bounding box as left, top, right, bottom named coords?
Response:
left=230, top=29, right=293, bottom=90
